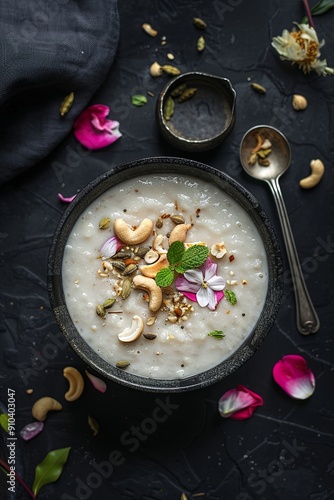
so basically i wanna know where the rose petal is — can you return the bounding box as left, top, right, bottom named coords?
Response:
left=180, top=291, right=198, bottom=302
left=58, top=193, right=76, bottom=203
left=218, top=385, right=263, bottom=420
left=100, top=236, right=122, bottom=259
left=215, top=290, right=225, bottom=304
left=85, top=370, right=107, bottom=393
left=73, top=104, right=122, bottom=150
left=20, top=422, right=44, bottom=441
left=272, top=354, right=315, bottom=400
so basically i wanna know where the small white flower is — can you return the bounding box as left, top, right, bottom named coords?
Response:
left=175, top=258, right=225, bottom=310
left=272, top=23, right=334, bottom=76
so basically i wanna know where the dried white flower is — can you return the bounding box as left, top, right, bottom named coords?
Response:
left=272, top=23, right=334, bottom=76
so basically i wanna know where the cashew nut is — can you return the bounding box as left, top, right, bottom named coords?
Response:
left=168, top=223, right=192, bottom=245
left=118, top=315, right=144, bottom=342
left=139, top=254, right=169, bottom=278
left=142, top=23, right=158, bottom=37
left=152, top=234, right=168, bottom=254
left=113, top=218, right=153, bottom=245
left=133, top=275, right=163, bottom=312
left=149, top=61, right=163, bottom=77
left=144, top=249, right=159, bottom=264
left=299, top=159, right=325, bottom=189
left=31, top=396, right=62, bottom=422
left=63, top=366, right=85, bottom=402
left=292, top=94, right=308, bottom=111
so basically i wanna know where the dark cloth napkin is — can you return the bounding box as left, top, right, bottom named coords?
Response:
left=0, top=0, right=120, bottom=185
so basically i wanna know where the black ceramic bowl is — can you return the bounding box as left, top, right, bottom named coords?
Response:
left=48, top=157, right=283, bottom=393
left=156, top=72, right=236, bottom=152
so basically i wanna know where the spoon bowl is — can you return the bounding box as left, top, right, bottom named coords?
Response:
left=240, top=125, right=320, bottom=335
left=240, top=125, right=291, bottom=181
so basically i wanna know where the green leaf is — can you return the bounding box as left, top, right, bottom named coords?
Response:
left=167, top=241, right=185, bottom=265
left=176, top=245, right=209, bottom=273
left=33, top=447, right=71, bottom=497
left=301, top=0, right=334, bottom=21
left=311, top=0, right=334, bottom=15
left=131, top=95, right=147, bottom=106
left=155, top=267, right=174, bottom=287
left=208, top=330, right=225, bottom=340
left=224, top=289, right=237, bottom=306
left=0, top=413, right=9, bottom=433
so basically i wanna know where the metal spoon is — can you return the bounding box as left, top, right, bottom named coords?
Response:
left=240, top=125, right=320, bottom=335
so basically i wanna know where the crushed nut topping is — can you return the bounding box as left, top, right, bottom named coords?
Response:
left=162, top=292, right=194, bottom=324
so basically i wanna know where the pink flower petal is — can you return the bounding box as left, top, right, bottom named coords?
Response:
left=20, top=422, right=44, bottom=441
left=180, top=291, right=198, bottom=302
left=100, top=236, right=122, bottom=259
left=73, top=104, right=122, bottom=150
left=58, top=193, right=76, bottom=203
left=85, top=370, right=107, bottom=393
left=215, top=290, right=225, bottom=303
left=218, top=385, right=263, bottom=420
left=272, top=354, right=315, bottom=400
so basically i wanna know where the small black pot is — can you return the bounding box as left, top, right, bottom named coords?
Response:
left=156, top=72, right=236, bottom=152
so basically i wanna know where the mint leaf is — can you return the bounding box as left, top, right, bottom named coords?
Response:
left=156, top=267, right=174, bottom=287
left=225, top=289, right=237, bottom=305
left=167, top=241, right=185, bottom=265
left=176, top=245, right=209, bottom=273
left=208, top=330, right=225, bottom=340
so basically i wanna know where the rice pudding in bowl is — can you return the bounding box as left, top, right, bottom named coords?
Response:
left=48, top=157, right=283, bottom=392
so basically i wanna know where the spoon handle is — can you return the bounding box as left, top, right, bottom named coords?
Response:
left=268, top=177, right=320, bottom=335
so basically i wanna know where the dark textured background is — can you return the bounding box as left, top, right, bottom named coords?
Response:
left=1, top=1, right=334, bottom=499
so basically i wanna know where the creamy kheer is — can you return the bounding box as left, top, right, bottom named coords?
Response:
left=62, top=174, right=268, bottom=379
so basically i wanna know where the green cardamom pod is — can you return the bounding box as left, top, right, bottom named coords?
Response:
left=60, top=92, right=74, bottom=117
left=96, top=304, right=106, bottom=319
left=163, top=96, right=175, bottom=121
left=197, top=35, right=205, bottom=52
left=121, top=278, right=132, bottom=300
left=251, top=83, right=267, bottom=94
left=170, top=214, right=185, bottom=225
left=171, top=83, right=187, bottom=97
left=102, top=298, right=116, bottom=309
left=258, top=158, right=271, bottom=166
left=99, top=217, right=111, bottom=229
left=193, top=17, right=207, bottom=30
left=116, top=360, right=130, bottom=369
left=257, top=148, right=272, bottom=158
left=178, top=87, right=197, bottom=103
left=161, top=65, right=181, bottom=76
